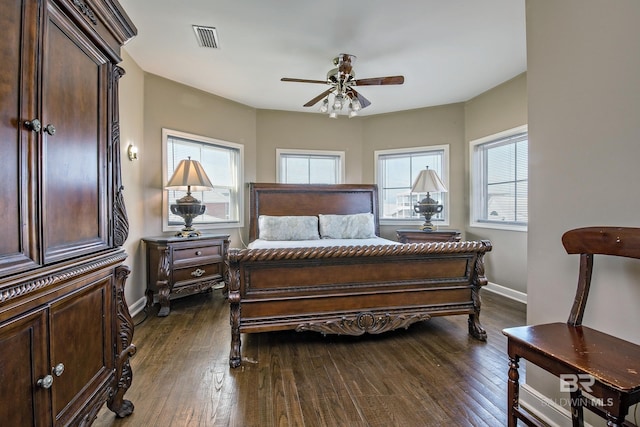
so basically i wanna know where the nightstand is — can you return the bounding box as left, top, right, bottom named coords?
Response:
left=143, top=234, right=230, bottom=316
left=396, top=229, right=461, bottom=243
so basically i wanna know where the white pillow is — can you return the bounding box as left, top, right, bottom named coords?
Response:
left=258, top=215, right=320, bottom=241
left=318, top=213, right=376, bottom=239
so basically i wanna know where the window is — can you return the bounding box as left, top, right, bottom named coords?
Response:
left=375, top=145, right=449, bottom=225
left=162, top=128, right=244, bottom=232
left=470, top=125, right=528, bottom=231
left=276, top=149, right=345, bottom=184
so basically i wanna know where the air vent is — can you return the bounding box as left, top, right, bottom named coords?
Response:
left=192, top=25, right=219, bottom=49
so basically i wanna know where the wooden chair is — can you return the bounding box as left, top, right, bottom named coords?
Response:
left=503, top=227, right=640, bottom=427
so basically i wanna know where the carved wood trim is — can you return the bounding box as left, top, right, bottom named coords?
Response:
left=112, top=65, right=129, bottom=247
left=295, top=311, right=432, bottom=336
left=107, top=265, right=136, bottom=417
left=172, top=279, right=220, bottom=295
left=229, top=240, right=492, bottom=263
left=72, top=0, right=98, bottom=25
left=0, top=252, right=127, bottom=303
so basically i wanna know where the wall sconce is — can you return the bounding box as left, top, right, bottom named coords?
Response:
left=127, top=144, right=138, bottom=161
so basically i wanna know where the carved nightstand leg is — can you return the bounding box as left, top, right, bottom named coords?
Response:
left=156, top=245, right=171, bottom=317
left=156, top=282, right=170, bottom=317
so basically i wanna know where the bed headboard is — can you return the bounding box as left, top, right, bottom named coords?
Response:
left=248, top=183, right=380, bottom=241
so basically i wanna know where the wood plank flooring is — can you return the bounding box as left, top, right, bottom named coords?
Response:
left=94, top=290, right=525, bottom=427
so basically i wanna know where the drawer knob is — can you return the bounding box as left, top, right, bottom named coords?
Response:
left=53, top=363, right=65, bottom=377
left=24, top=118, right=42, bottom=132
left=191, top=268, right=206, bottom=277
left=37, top=375, right=54, bottom=389
left=195, top=250, right=202, bottom=256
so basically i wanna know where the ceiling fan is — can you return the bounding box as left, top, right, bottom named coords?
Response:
left=281, top=53, right=404, bottom=118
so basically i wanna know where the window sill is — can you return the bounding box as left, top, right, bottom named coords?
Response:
left=469, top=221, right=527, bottom=232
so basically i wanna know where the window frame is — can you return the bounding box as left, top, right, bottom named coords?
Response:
left=374, top=145, right=450, bottom=227
left=276, top=148, right=345, bottom=184
left=162, top=128, right=244, bottom=233
left=469, top=125, right=528, bottom=232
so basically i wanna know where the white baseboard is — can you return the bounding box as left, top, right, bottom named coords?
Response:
left=129, top=296, right=147, bottom=317
left=484, top=281, right=527, bottom=304
left=519, top=384, right=599, bottom=427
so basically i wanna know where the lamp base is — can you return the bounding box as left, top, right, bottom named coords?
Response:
left=170, top=201, right=206, bottom=238
left=175, top=227, right=202, bottom=238
left=418, top=222, right=436, bottom=231
left=413, top=196, right=443, bottom=232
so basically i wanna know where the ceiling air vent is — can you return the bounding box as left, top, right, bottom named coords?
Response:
left=192, top=25, right=219, bottom=49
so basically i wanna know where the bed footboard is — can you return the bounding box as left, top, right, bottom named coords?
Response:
left=228, top=241, right=491, bottom=368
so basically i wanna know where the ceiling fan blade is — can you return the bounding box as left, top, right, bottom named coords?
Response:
left=281, top=77, right=327, bottom=84
left=346, top=88, right=371, bottom=109
left=303, top=88, right=333, bottom=107
left=354, top=75, right=405, bottom=86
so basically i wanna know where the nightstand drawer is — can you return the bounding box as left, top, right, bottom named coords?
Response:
left=173, top=244, right=222, bottom=262
left=173, top=263, right=223, bottom=285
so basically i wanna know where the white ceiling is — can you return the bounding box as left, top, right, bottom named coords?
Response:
left=119, top=0, right=526, bottom=117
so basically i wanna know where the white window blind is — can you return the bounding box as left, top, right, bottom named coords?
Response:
left=471, top=127, right=528, bottom=229
left=277, top=149, right=344, bottom=184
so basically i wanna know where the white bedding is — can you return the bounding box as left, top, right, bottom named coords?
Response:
left=247, top=236, right=398, bottom=249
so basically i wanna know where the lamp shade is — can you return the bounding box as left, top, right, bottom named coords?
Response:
left=411, top=168, right=448, bottom=193
left=165, top=158, right=214, bottom=192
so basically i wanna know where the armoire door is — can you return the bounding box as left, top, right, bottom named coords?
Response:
left=41, top=2, right=111, bottom=264
left=49, top=275, right=114, bottom=425
left=0, top=309, right=50, bottom=426
left=0, top=0, right=41, bottom=275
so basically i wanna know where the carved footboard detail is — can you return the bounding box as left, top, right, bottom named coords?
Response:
left=231, top=240, right=491, bottom=262
left=468, top=246, right=490, bottom=341
left=228, top=254, right=242, bottom=368
left=296, top=312, right=432, bottom=336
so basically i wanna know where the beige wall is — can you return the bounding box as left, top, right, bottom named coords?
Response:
left=118, top=51, right=146, bottom=309
left=525, top=0, right=640, bottom=423
left=464, top=73, right=528, bottom=295
left=361, top=104, right=466, bottom=240
left=255, top=110, right=363, bottom=183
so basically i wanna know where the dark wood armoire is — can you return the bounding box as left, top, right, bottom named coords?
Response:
left=0, top=0, right=137, bottom=425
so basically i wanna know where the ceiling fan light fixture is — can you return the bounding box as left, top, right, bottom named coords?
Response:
left=333, top=94, right=344, bottom=110
left=281, top=53, right=404, bottom=119
left=351, top=98, right=362, bottom=111
left=319, top=98, right=329, bottom=113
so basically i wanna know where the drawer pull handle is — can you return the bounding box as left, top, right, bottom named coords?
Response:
left=195, top=250, right=202, bottom=256
left=191, top=268, right=206, bottom=277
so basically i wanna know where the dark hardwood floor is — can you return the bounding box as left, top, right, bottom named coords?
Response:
left=95, top=289, right=525, bottom=427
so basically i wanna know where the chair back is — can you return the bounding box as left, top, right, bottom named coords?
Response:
left=561, top=227, right=640, bottom=326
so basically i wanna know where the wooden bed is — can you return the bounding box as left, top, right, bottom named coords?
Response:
left=227, top=183, right=492, bottom=368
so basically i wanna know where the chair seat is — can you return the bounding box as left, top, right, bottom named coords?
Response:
left=503, top=322, right=640, bottom=393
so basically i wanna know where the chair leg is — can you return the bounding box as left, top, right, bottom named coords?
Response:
left=507, top=355, right=520, bottom=427
left=569, top=390, right=584, bottom=427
